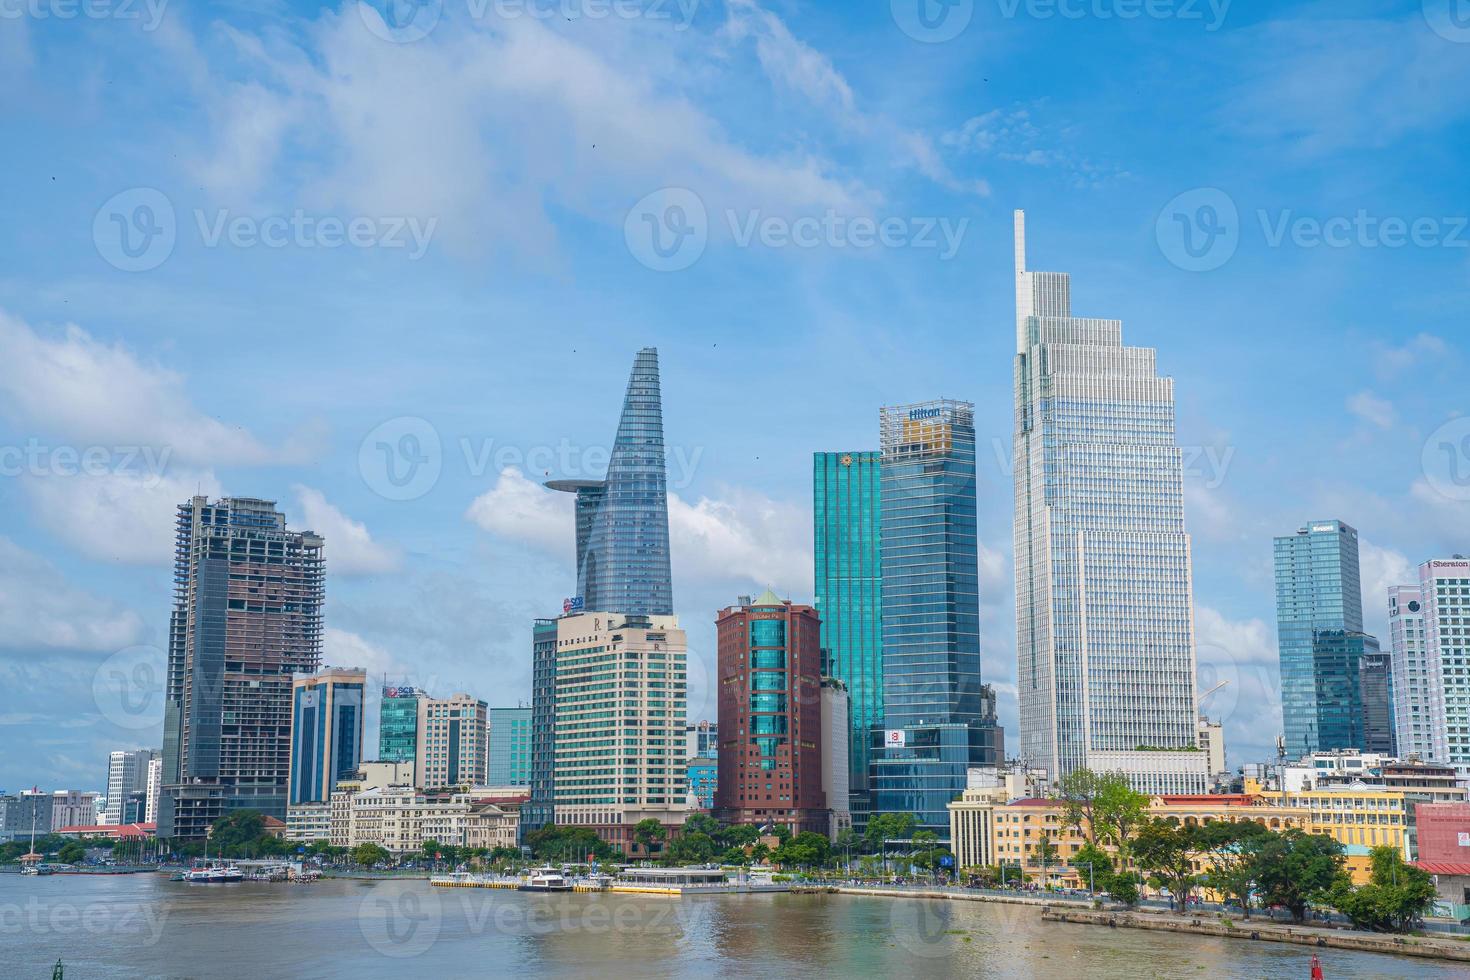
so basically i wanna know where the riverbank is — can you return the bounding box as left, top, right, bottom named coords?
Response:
left=1041, top=905, right=1470, bottom=964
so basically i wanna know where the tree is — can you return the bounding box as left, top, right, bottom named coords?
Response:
left=774, top=831, right=831, bottom=869
left=210, top=810, right=266, bottom=855
left=1197, top=820, right=1272, bottom=918
left=1070, top=842, right=1113, bottom=894
left=1031, top=835, right=1060, bottom=882
left=1252, top=830, right=1344, bottom=924
left=683, top=814, right=721, bottom=839
left=668, top=832, right=717, bottom=866
left=718, top=823, right=760, bottom=850
left=1132, top=819, right=1199, bottom=911
left=633, top=819, right=668, bottom=858
left=1327, top=846, right=1437, bottom=933
left=56, top=841, right=86, bottom=865
left=1092, top=777, right=1150, bottom=857
left=525, top=825, right=611, bottom=862
left=750, top=843, right=771, bottom=864
left=863, top=812, right=917, bottom=853
left=352, top=842, right=391, bottom=868
left=909, top=831, right=949, bottom=876
left=1056, top=769, right=1104, bottom=846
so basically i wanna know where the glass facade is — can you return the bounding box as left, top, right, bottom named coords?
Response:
left=549, top=348, right=673, bottom=617
left=378, top=687, right=421, bottom=763
left=686, top=758, right=717, bottom=808
left=524, top=618, right=559, bottom=836
left=1274, top=520, right=1368, bottom=756
left=1359, top=647, right=1396, bottom=755
left=813, top=450, right=883, bottom=811
left=488, top=706, right=532, bottom=786
left=870, top=400, right=1002, bottom=837
left=1012, top=211, right=1206, bottom=792
left=289, top=672, right=364, bottom=805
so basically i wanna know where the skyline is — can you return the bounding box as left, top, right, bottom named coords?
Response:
left=3, top=1, right=1470, bottom=795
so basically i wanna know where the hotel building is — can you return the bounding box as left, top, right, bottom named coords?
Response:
left=416, top=693, right=488, bottom=790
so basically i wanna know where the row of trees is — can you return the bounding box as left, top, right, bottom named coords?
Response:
left=1035, top=769, right=1439, bottom=932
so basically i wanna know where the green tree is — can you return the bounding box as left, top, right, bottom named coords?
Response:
left=209, top=810, right=266, bottom=855
left=1327, top=846, right=1437, bottom=933
left=774, top=831, right=831, bottom=869
left=351, top=842, right=391, bottom=868
left=718, top=823, right=759, bottom=849
left=863, top=812, right=917, bottom=852
left=1132, top=819, right=1199, bottom=911
left=1092, top=776, right=1151, bottom=857
left=633, top=818, right=667, bottom=858
left=1252, top=830, right=1344, bottom=924
left=1069, top=842, right=1113, bottom=894
left=1197, top=820, right=1272, bottom=918
left=750, top=842, right=771, bottom=864
left=1056, top=769, right=1105, bottom=846
left=56, top=841, right=86, bottom=865
left=682, top=813, right=722, bottom=838
left=668, top=832, right=717, bottom=866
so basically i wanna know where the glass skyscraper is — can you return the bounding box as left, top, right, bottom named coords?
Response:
left=288, top=668, right=366, bottom=805
left=488, top=706, right=532, bottom=787
left=1274, top=520, right=1371, bottom=756
left=1012, top=212, right=1207, bottom=794
left=869, top=400, right=1002, bottom=837
left=813, top=450, right=883, bottom=816
left=548, top=347, right=673, bottom=616
left=378, top=685, right=423, bottom=763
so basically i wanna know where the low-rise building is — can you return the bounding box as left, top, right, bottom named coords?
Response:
left=286, top=803, right=332, bottom=843
left=333, top=786, right=521, bottom=855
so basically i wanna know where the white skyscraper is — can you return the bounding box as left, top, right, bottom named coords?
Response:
left=104, top=749, right=159, bottom=825
left=1393, top=559, right=1470, bottom=776
left=1011, top=211, right=1208, bottom=794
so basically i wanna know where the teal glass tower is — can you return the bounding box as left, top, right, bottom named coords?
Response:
left=549, top=347, right=673, bottom=616
left=488, top=706, right=532, bottom=787
left=813, top=450, right=883, bottom=815
left=869, top=400, right=1002, bottom=838
left=1274, top=520, right=1372, bottom=756
left=378, top=685, right=422, bottom=763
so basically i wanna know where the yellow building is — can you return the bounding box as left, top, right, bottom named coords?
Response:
left=950, top=792, right=1311, bottom=889
left=1244, top=777, right=1420, bottom=882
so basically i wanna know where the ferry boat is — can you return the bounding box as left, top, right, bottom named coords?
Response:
left=518, top=868, right=573, bottom=892
left=183, top=864, right=244, bottom=883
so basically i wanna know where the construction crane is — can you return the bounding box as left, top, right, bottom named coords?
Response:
left=1197, top=679, right=1229, bottom=704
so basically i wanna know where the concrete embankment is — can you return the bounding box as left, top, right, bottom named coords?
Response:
left=1040, top=905, right=1470, bottom=964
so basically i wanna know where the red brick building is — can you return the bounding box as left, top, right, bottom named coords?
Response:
left=1415, top=802, right=1470, bottom=863
left=713, top=591, right=828, bottom=835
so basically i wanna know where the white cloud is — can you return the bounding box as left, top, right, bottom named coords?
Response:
left=0, top=309, right=280, bottom=466
left=1375, top=332, right=1450, bottom=379
left=943, top=103, right=1125, bottom=189
left=1194, top=604, right=1282, bottom=768
left=0, top=537, right=145, bottom=651
left=24, top=468, right=222, bottom=565
left=290, top=485, right=398, bottom=575
left=1347, top=390, right=1395, bottom=430
left=464, top=467, right=573, bottom=555
left=323, top=626, right=404, bottom=677
left=464, top=467, right=811, bottom=592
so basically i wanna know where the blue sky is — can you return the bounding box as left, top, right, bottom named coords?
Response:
left=1, top=0, right=1468, bottom=794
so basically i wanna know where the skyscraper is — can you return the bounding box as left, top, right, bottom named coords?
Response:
left=1399, top=557, right=1470, bottom=778
left=524, top=618, right=559, bottom=836
left=488, top=706, right=532, bottom=787
left=289, top=667, right=366, bottom=805
left=548, top=347, right=673, bottom=617
left=1274, top=520, right=1371, bottom=756
left=870, top=399, right=1003, bottom=835
left=378, top=685, right=423, bottom=763
left=159, top=496, right=325, bottom=839
left=550, top=611, right=690, bottom=854
left=713, top=592, right=828, bottom=836
left=103, top=749, right=158, bottom=825
left=1012, top=211, right=1207, bottom=794
left=1359, top=647, right=1396, bottom=756
left=416, top=693, right=488, bottom=789
left=813, top=450, right=883, bottom=821
left=1388, top=584, right=1443, bottom=761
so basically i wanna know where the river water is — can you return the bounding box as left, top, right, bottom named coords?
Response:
left=0, top=874, right=1459, bottom=978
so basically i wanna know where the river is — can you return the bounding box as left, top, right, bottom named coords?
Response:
left=0, top=874, right=1458, bottom=978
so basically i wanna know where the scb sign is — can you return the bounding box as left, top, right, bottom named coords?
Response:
left=885, top=729, right=906, bottom=748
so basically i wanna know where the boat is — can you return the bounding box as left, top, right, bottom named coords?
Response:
left=183, top=865, right=244, bottom=883
left=519, top=867, right=573, bottom=892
